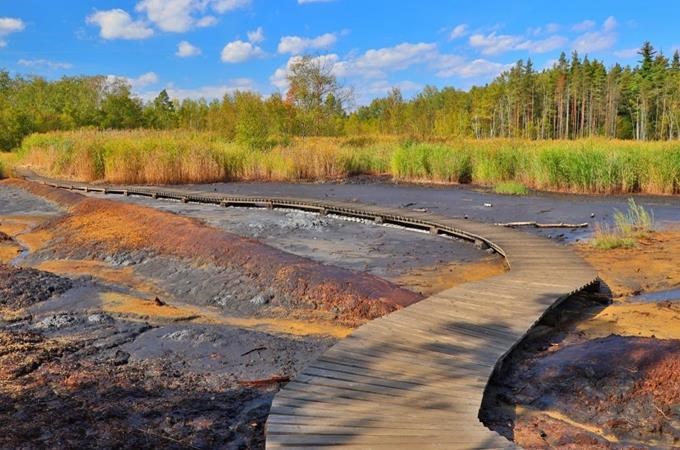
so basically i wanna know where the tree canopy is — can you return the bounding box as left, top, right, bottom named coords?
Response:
left=1, top=42, right=680, bottom=150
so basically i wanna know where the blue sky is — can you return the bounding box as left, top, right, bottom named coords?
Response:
left=1, top=0, right=679, bottom=105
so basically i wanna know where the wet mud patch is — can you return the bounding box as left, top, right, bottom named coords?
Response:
left=0, top=263, right=72, bottom=311
left=103, top=194, right=503, bottom=286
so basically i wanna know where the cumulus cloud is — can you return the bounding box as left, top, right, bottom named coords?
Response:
left=176, top=40, right=201, bottom=57
left=221, top=40, right=264, bottom=63
left=572, top=19, right=596, bottom=32
left=436, top=57, right=510, bottom=78
left=139, top=78, right=256, bottom=101
left=212, top=0, right=251, bottom=13
left=469, top=32, right=567, bottom=55
left=270, top=42, right=510, bottom=94
left=108, top=72, right=160, bottom=89
left=0, top=17, right=25, bottom=47
left=136, top=0, right=203, bottom=32
left=450, top=24, right=468, bottom=40
left=94, top=0, right=249, bottom=37
left=277, top=33, right=337, bottom=54
left=614, top=48, right=639, bottom=59
left=87, top=9, right=153, bottom=40
left=17, top=59, right=73, bottom=70
left=572, top=16, right=618, bottom=54
left=247, top=26, right=264, bottom=43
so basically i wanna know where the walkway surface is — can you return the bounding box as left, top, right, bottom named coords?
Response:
left=21, top=172, right=599, bottom=449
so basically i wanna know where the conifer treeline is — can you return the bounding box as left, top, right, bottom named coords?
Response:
left=352, top=43, right=680, bottom=140
left=1, top=42, right=679, bottom=151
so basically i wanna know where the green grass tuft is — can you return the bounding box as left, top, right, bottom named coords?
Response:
left=592, top=198, right=655, bottom=249
left=494, top=181, right=529, bottom=195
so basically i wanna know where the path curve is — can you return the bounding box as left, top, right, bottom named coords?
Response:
left=19, top=172, right=598, bottom=449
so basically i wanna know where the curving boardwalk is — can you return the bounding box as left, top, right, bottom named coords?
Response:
left=19, top=172, right=598, bottom=449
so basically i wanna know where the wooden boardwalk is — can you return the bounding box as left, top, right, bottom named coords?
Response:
left=20, top=172, right=598, bottom=449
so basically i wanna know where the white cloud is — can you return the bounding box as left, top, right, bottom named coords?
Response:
left=196, top=16, right=218, bottom=27
left=0, top=17, right=25, bottom=46
left=0, top=17, right=25, bottom=38
left=136, top=0, right=200, bottom=32
left=614, top=48, right=639, bottom=59
left=221, top=40, right=264, bottom=63
left=278, top=33, right=337, bottom=54
left=517, top=35, right=568, bottom=53
left=212, top=0, right=251, bottom=13
left=17, top=59, right=73, bottom=70
left=176, top=40, right=201, bottom=57
left=572, top=17, right=617, bottom=54
left=133, top=0, right=248, bottom=33
left=87, top=9, right=153, bottom=40
left=353, top=42, right=438, bottom=76
left=528, top=23, right=561, bottom=36
left=108, top=72, right=159, bottom=89
left=470, top=32, right=566, bottom=55
left=271, top=42, right=510, bottom=94
left=140, top=78, right=256, bottom=100
left=436, top=56, right=510, bottom=78
left=572, top=20, right=596, bottom=32
left=603, top=16, right=617, bottom=32
left=450, top=24, right=468, bottom=40
left=247, top=26, right=264, bottom=43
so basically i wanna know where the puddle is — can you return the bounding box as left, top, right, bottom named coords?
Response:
left=631, top=287, right=680, bottom=303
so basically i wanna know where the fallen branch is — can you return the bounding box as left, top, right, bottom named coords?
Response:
left=238, top=375, right=290, bottom=387
left=495, top=221, right=588, bottom=229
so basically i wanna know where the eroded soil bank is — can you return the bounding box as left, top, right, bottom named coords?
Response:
left=483, top=230, right=680, bottom=449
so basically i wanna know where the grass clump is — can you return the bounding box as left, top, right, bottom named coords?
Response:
left=494, top=181, right=529, bottom=195
left=592, top=198, right=655, bottom=249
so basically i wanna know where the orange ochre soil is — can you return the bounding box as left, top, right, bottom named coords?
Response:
left=2, top=179, right=424, bottom=326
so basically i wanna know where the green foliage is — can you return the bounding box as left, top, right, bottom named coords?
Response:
left=494, top=182, right=529, bottom=195
left=592, top=198, right=655, bottom=249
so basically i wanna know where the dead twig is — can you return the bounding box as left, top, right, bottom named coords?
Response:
left=240, top=346, right=267, bottom=357
left=653, top=403, right=672, bottom=421
left=238, top=375, right=290, bottom=387
left=495, top=221, right=588, bottom=229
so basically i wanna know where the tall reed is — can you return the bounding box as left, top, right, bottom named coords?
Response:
left=17, top=130, right=680, bottom=194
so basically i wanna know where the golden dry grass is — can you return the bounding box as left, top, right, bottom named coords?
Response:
left=16, top=130, right=680, bottom=194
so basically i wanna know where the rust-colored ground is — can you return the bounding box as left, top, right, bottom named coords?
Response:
left=99, top=291, right=353, bottom=338
left=396, top=257, right=506, bottom=296
left=3, top=179, right=422, bottom=326
left=577, top=230, right=680, bottom=298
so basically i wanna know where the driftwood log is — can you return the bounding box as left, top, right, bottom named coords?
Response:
left=495, top=221, right=588, bottom=229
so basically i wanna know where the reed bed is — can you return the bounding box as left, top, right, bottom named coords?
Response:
left=17, top=130, right=680, bottom=194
